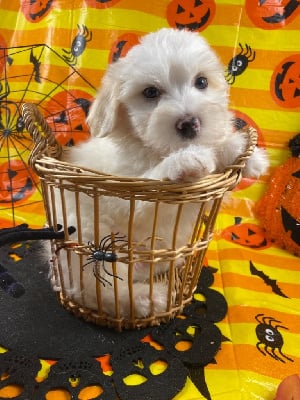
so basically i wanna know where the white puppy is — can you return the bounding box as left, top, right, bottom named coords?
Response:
left=55, top=28, right=268, bottom=319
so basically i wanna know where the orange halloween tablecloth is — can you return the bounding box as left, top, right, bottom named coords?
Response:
left=0, top=1, right=299, bottom=399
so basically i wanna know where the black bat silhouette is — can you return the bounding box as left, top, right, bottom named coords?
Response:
left=30, top=49, right=41, bottom=83
left=250, top=260, right=289, bottom=298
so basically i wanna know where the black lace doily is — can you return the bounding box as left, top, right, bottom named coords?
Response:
left=0, top=240, right=228, bottom=400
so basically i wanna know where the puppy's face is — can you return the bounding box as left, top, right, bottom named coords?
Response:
left=88, top=29, right=232, bottom=156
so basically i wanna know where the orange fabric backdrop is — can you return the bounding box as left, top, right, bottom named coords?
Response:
left=0, top=1, right=299, bottom=399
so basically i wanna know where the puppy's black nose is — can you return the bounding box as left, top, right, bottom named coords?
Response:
left=175, top=116, right=200, bottom=139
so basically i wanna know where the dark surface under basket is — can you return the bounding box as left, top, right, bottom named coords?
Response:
left=0, top=238, right=227, bottom=400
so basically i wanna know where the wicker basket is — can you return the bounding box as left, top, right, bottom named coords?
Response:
left=22, top=102, right=257, bottom=331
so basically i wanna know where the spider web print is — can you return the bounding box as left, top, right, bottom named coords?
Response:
left=0, top=44, right=96, bottom=228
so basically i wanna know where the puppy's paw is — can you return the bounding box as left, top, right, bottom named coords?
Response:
left=218, top=132, right=248, bottom=168
left=243, top=147, right=269, bottom=178
left=163, top=146, right=216, bottom=182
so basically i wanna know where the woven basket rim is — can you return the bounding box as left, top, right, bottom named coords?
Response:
left=22, top=102, right=258, bottom=193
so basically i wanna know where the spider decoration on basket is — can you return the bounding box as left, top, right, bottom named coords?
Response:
left=255, top=313, right=294, bottom=363
left=83, top=233, right=127, bottom=286
left=225, top=43, right=256, bottom=85
left=62, top=24, right=92, bottom=66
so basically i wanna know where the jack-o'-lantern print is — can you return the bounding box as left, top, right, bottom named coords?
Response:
left=108, top=33, right=140, bottom=64
left=232, top=110, right=265, bottom=147
left=21, top=0, right=54, bottom=23
left=43, top=90, right=93, bottom=146
left=271, top=55, right=300, bottom=108
left=0, top=160, right=38, bottom=204
left=257, top=134, right=300, bottom=256
left=111, top=340, right=187, bottom=400
left=221, top=217, right=271, bottom=249
left=85, top=0, right=121, bottom=8
left=245, top=0, right=300, bottom=30
left=34, top=356, right=115, bottom=399
left=167, top=0, right=216, bottom=32
left=231, top=110, right=266, bottom=190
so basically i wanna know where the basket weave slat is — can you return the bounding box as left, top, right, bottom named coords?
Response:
left=22, top=102, right=257, bottom=331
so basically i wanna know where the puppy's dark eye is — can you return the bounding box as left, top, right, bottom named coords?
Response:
left=195, top=76, right=208, bottom=90
left=143, top=87, right=161, bottom=99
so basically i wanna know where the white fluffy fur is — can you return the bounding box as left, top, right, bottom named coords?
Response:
left=54, top=28, right=269, bottom=318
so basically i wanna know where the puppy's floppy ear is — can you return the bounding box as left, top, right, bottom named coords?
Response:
left=86, top=64, right=121, bottom=137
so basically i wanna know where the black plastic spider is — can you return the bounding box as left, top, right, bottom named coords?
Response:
left=225, top=43, right=256, bottom=85
left=82, top=234, right=127, bottom=286
left=62, top=24, right=92, bottom=66
left=255, top=314, right=294, bottom=363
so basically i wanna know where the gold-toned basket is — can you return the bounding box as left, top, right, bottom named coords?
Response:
left=22, top=102, right=257, bottom=331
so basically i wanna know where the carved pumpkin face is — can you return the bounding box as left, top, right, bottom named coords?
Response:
left=271, top=55, right=300, bottom=108
left=111, top=340, right=187, bottom=400
left=231, top=109, right=266, bottom=190
left=44, top=90, right=93, bottom=146
left=221, top=217, right=270, bottom=249
left=256, top=134, right=300, bottom=256
left=167, top=0, right=215, bottom=32
left=21, top=0, right=54, bottom=23
left=0, top=160, right=38, bottom=204
left=245, top=0, right=300, bottom=30
left=108, top=33, right=140, bottom=63
left=232, top=110, right=265, bottom=147
left=34, top=357, right=115, bottom=399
